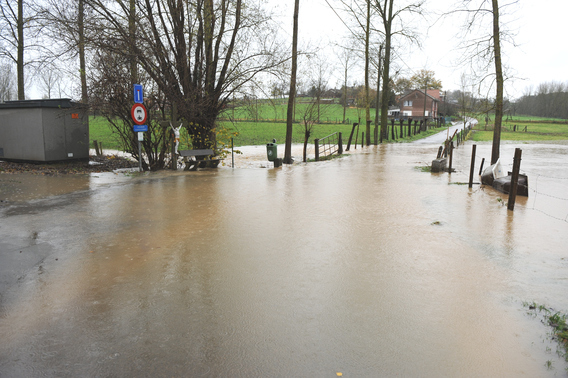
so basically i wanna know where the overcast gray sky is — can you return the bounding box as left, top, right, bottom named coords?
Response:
left=273, top=0, right=568, bottom=99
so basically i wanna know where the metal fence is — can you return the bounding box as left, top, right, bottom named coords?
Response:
left=314, top=132, right=343, bottom=161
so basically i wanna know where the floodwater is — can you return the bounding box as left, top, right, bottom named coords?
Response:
left=1, top=140, right=567, bottom=377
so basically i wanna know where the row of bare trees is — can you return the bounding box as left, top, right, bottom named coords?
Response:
left=516, top=82, right=568, bottom=119
left=2, top=0, right=512, bottom=168
left=282, top=0, right=509, bottom=163
left=1, top=0, right=287, bottom=169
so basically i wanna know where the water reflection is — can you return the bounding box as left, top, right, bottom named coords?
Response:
left=1, top=142, right=567, bottom=376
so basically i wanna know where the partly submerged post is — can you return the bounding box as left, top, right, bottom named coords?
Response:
left=314, top=138, right=320, bottom=161
left=507, top=148, right=523, bottom=211
left=479, top=158, right=485, bottom=176
left=437, top=146, right=443, bottom=159
left=346, top=122, right=357, bottom=151
left=448, top=142, right=454, bottom=173
left=231, top=137, right=234, bottom=168
left=469, top=144, right=477, bottom=188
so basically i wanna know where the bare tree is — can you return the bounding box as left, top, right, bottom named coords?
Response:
left=284, top=0, right=300, bottom=164
left=84, top=0, right=285, bottom=169
left=37, top=0, right=91, bottom=103
left=38, top=65, right=60, bottom=98
left=373, top=0, right=424, bottom=142
left=516, top=81, right=568, bottom=119
left=1, top=0, right=26, bottom=99
left=328, top=0, right=378, bottom=144
left=448, top=0, right=516, bottom=164
left=338, top=46, right=357, bottom=124
left=0, top=59, right=16, bottom=101
left=490, top=0, right=504, bottom=164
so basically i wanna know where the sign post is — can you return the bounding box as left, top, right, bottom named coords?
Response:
left=131, top=85, right=146, bottom=171
left=137, top=132, right=144, bottom=171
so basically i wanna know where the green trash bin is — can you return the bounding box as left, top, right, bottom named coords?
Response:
left=266, top=139, right=277, bottom=161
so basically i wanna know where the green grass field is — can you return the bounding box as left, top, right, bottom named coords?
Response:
left=219, top=99, right=369, bottom=125
left=472, top=117, right=568, bottom=142
left=89, top=105, right=568, bottom=152
left=89, top=116, right=124, bottom=151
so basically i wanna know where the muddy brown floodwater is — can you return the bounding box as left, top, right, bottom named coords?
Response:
left=1, top=140, right=567, bottom=377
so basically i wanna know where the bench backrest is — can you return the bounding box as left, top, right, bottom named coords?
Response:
left=179, top=149, right=214, bottom=157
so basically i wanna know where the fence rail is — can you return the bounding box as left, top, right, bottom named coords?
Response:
left=314, top=132, right=343, bottom=161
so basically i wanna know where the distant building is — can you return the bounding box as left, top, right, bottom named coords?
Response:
left=388, top=107, right=400, bottom=118
left=399, top=89, right=441, bottom=119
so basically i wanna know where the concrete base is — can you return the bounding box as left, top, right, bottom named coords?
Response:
left=273, top=158, right=283, bottom=168
left=431, top=158, right=447, bottom=173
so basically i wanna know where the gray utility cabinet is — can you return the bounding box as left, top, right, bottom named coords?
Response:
left=0, top=99, right=89, bottom=162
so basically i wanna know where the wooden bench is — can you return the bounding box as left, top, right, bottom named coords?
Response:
left=178, top=149, right=222, bottom=171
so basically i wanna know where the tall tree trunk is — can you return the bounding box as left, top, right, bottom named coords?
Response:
left=17, top=0, right=24, bottom=100
left=380, top=0, right=393, bottom=143
left=284, top=0, right=299, bottom=164
left=79, top=0, right=88, bottom=103
left=129, top=0, right=138, bottom=85
left=343, top=61, right=348, bottom=123
left=375, top=44, right=382, bottom=144
left=364, top=0, right=371, bottom=145
left=491, top=0, right=503, bottom=165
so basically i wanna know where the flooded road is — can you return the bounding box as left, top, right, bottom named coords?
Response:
left=1, top=141, right=567, bottom=376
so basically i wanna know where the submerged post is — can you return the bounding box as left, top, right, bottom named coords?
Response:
left=338, top=132, right=343, bottom=155
left=346, top=122, right=357, bottom=151
left=315, top=138, right=320, bottom=161
left=469, top=144, right=477, bottom=188
left=507, top=148, right=523, bottom=211
left=479, top=158, right=485, bottom=176
left=448, top=142, right=454, bottom=173
left=137, top=132, right=144, bottom=172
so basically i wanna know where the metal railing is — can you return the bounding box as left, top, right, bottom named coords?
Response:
left=314, top=132, right=343, bottom=161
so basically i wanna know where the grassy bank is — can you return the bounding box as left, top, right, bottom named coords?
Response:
left=89, top=112, right=568, bottom=152
left=89, top=116, right=123, bottom=151
left=472, top=117, right=568, bottom=142
left=219, top=99, right=367, bottom=125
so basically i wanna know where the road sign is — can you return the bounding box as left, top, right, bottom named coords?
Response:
left=134, top=84, right=144, bottom=104
left=133, top=124, right=148, bottom=132
left=131, top=104, right=147, bottom=125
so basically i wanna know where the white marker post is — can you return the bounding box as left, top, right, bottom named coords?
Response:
left=138, top=132, right=144, bottom=171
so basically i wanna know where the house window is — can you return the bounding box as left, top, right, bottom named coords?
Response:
left=404, top=100, right=413, bottom=107
left=403, top=111, right=412, bottom=117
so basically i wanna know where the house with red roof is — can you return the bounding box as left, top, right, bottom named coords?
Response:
left=399, top=89, right=441, bottom=119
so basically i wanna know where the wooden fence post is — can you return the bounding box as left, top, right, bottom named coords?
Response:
left=315, top=139, right=320, bottom=161
left=507, top=148, right=523, bottom=211
left=391, top=119, right=395, bottom=140
left=448, top=142, right=454, bottom=173
left=338, top=132, right=343, bottom=154
left=469, top=144, right=476, bottom=188
left=479, top=158, right=485, bottom=175
left=346, top=122, right=357, bottom=151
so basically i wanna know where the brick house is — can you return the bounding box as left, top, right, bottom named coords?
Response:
left=399, top=89, right=441, bottom=119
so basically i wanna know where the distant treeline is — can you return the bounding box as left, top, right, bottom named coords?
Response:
left=516, top=81, right=568, bottom=119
